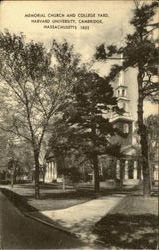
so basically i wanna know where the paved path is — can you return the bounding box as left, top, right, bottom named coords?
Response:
left=0, top=191, right=85, bottom=249
left=30, top=194, right=126, bottom=244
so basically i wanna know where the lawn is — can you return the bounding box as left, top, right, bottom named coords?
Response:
left=0, top=183, right=95, bottom=212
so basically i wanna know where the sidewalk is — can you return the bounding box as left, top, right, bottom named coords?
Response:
left=27, top=194, right=126, bottom=244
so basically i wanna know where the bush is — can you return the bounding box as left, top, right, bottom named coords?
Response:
left=60, top=167, right=82, bottom=184
left=0, top=180, right=10, bottom=185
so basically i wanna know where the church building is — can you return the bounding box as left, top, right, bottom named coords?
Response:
left=108, top=64, right=142, bottom=182
left=44, top=57, right=158, bottom=184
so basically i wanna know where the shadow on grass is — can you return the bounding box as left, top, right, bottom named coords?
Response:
left=37, top=184, right=141, bottom=200
left=77, top=183, right=141, bottom=197
left=0, top=187, right=96, bottom=212
left=0, top=188, right=38, bottom=212
left=93, top=213, right=158, bottom=249
left=14, top=183, right=64, bottom=190
left=38, top=190, right=95, bottom=200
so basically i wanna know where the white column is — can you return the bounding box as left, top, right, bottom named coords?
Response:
left=116, top=160, right=120, bottom=179
left=45, top=163, right=48, bottom=181
left=92, top=172, right=95, bottom=184
left=52, top=162, right=55, bottom=181
left=54, top=162, right=57, bottom=180
left=50, top=162, right=52, bottom=182
left=124, top=160, right=129, bottom=180
left=100, top=165, right=103, bottom=176
left=52, top=161, right=55, bottom=180
left=48, top=162, right=51, bottom=181
left=45, top=163, right=49, bottom=182
left=48, top=163, right=50, bottom=179
left=154, top=165, right=158, bottom=181
left=51, top=161, right=54, bottom=181
left=51, top=162, right=54, bottom=180
left=141, top=167, right=143, bottom=180
left=133, top=161, right=138, bottom=179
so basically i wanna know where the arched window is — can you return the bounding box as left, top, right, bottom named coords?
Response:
left=121, top=102, right=127, bottom=111
left=122, top=89, right=125, bottom=97
left=123, top=103, right=126, bottom=110
left=123, top=123, right=129, bottom=133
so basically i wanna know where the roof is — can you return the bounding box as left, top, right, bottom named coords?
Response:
left=121, top=145, right=138, bottom=156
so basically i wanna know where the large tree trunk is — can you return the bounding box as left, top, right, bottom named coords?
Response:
left=119, top=159, right=124, bottom=191
left=11, top=173, right=14, bottom=188
left=11, top=164, right=15, bottom=188
left=13, top=172, right=17, bottom=185
left=92, top=154, right=100, bottom=193
left=137, top=68, right=151, bottom=196
left=137, top=157, right=142, bottom=180
left=34, top=149, right=40, bottom=199
left=91, top=123, right=100, bottom=193
left=62, top=175, right=66, bottom=190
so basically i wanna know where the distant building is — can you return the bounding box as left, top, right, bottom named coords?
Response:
left=44, top=151, right=58, bottom=183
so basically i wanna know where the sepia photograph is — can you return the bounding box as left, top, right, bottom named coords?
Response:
left=0, top=0, right=158, bottom=249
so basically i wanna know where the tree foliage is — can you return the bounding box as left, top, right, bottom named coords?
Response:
left=62, top=70, right=122, bottom=192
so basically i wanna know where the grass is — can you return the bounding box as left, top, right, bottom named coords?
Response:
left=0, top=180, right=133, bottom=212
left=0, top=183, right=95, bottom=212
left=94, top=214, right=158, bottom=249
left=0, top=187, right=37, bottom=212
left=93, top=196, right=158, bottom=249
left=109, top=195, right=158, bottom=215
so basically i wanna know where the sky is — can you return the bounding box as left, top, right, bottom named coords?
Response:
left=0, top=0, right=157, bottom=118
left=0, top=1, right=134, bottom=59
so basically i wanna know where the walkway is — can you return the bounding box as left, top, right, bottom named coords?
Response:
left=29, top=194, right=126, bottom=244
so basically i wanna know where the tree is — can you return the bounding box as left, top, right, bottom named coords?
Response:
left=47, top=116, right=86, bottom=189
left=46, top=41, right=83, bottom=188
left=95, top=1, right=159, bottom=196
left=0, top=132, right=10, bottom=168
left=64, top=71, right=122, bottom=193
left=0, top=131, right=34, bottom=187
left=0, top=31, right=78, bottom=198
left=145, top=114, right=159, bottom=185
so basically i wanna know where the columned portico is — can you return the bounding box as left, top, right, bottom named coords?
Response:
left=45, top=161, right=57, bottom=183
left=154, top=165, right=159, bottom=181
left=116, top=160, right=120, bottom=179
left=133, top=161, right=138, bottom=180
left=115, top=158, right=143, bottom=181
left=124, top=160, right=129, bottom=180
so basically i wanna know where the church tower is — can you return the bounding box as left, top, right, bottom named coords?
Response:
left=110, top=55, right=133, bottom=146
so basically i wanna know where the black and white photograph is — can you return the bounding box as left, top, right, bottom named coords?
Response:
left=0, top=0, right=158, bottom=249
